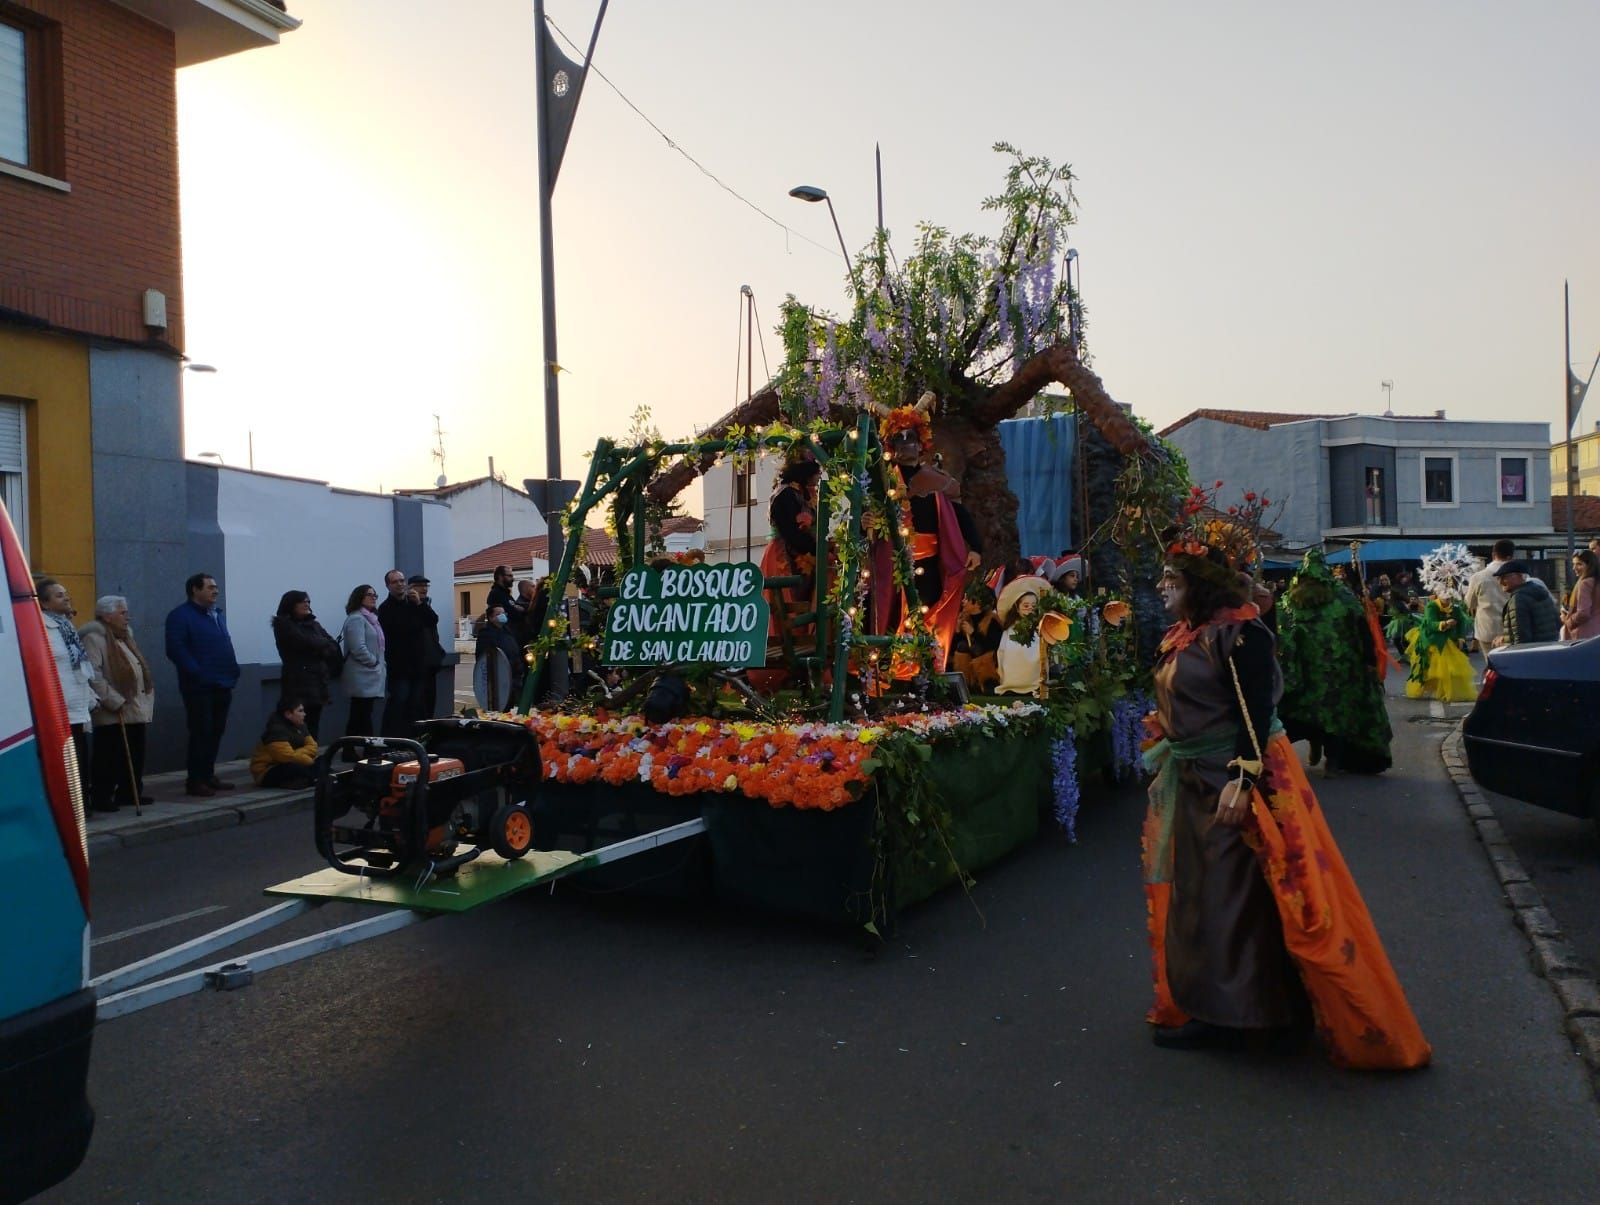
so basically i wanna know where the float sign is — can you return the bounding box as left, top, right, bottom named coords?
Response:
left=603, top=562, right=769, bottom=668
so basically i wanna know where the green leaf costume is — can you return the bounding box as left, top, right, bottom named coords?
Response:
left=1276, top=549, right=1393, bottom=774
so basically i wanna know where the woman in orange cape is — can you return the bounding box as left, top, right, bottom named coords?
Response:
left=1141, top=546, right=1429, bottom=1069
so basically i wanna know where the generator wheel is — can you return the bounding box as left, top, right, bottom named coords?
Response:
left=490, top=803, right=534, bottom=860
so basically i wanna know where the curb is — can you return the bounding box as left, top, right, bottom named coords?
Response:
left=86, top=790, right=315, bottom=854
left=1441, top=726, right=1600, bottom=1098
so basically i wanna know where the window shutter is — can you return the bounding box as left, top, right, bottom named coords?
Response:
left=0, top=401, right=22, bottom=472
left=0, top=24, right=27, bottom=166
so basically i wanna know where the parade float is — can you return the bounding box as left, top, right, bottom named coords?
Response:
left=492, top=148, right=1191, bottom=930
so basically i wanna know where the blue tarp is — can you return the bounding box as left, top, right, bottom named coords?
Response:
left=1323, top=539, right=1438, bottom=564
left=998, top=414, right=1075, bottom=559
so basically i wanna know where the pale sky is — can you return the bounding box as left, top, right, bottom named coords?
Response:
left=176, top=0, right=1600, bottom=506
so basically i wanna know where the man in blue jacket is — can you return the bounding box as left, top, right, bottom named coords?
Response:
left=165, top=572, right=241, bottom=797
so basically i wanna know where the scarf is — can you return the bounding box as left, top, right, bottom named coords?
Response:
left=1141, top=715, right=1285, bottom=885
left=360, top=606, right=385, bottom=654
left=1156, top=603, right=1261, bottom=658
left=106, top=626, right=152, bottom=702
left=49, top=612, right=89, bottom=670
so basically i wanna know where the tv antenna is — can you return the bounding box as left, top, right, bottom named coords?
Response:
left=432, top=414, right=447, bottom=487
left=1380, top=380, right=1394, bottom=416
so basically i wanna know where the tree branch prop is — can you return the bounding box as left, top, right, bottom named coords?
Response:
left=970, top=339, right=1146, bottom=456
left=645, top=387, right=782, bottom=506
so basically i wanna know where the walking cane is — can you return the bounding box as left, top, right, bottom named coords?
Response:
left=117, top=714, right=142, bottom=817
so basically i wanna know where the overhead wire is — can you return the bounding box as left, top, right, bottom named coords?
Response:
left=547, top=18, right=838, bottom=261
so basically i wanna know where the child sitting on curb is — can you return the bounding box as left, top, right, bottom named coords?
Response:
left=249, top=697, right=320, bottom=789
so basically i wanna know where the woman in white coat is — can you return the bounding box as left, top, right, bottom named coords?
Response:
left=37, top=577, right=96, bottom=805
left=340, top=583, right=387, bottom=747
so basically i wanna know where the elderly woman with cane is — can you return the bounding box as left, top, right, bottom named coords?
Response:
left=79, top=594, right=156, bottom=815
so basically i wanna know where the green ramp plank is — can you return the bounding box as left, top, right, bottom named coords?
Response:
left=265, top=849, right=594, bottom=914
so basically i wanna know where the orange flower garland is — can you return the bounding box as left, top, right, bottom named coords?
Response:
left=496, top=703, right=1046, bottom=812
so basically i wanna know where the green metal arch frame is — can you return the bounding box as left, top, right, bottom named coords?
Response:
left=518, top=414, right=925, bottom=721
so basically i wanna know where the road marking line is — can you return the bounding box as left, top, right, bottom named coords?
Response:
left=92, top=904, right=229, bottom=947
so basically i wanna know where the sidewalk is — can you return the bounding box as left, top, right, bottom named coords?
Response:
left=86, top=675, right=481, bottom=856
left=85, top=757, right=313, bottom=856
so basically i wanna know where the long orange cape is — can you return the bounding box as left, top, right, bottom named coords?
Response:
left=1145, top=732, right=1431, bottom=1070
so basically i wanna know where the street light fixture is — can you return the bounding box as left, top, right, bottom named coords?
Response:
left=182, top=362, right=253, bottom=469
left=788, top=184, right=860, bottom=293
left=1064, top=248, right=1079, bottom=338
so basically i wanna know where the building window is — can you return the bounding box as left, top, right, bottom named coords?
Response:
left=0, top=6, right=61, bottom=178
left=0, top=399, right=27, bottom=557
left=1364, top=467, right=1386, bottom=525
left=1498, top=455, right=1530, bottom=506
left=460, top=589, right=471, bottom=618
left=0, top=21, right=25, bottom=165
left=732, top=463, right=754, bottom=508
left=1422, top=454, right=1456, bottom=506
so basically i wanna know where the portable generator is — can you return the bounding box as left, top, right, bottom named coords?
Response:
left=314, top=718, right=541, bottom=880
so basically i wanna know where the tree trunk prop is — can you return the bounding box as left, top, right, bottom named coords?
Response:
left=643, top=340, right=1151, bottom=580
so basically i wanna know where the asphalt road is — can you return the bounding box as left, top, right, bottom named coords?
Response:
left=1477, top=785, right=1600, bottom=982
left=46, top=699, right=1600, bottom=1203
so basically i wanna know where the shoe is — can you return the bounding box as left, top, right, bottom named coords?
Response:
left=185, top=780, right=216, bottom=798
left=207, top=778, right=236, bottom=792
left=140, top=795, right=155, bottom=807
left=1152, top=1020, right=1243, bottom=1050
left=95, top=801, right=122, bottom=814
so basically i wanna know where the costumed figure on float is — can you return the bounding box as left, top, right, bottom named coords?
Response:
left=866, top=393, right=983, bottom=675
left=1140, top=508, right=1430, bottom=1067
left=1403, top=543, right=1479, bottom=703
left=749, top=455, right=823, bottom=693
left=951, top=582, right=1003, bottom=695
left=993, top=575, right=1071, bottom=697
left=1276, top=547, right=1393, bottom=775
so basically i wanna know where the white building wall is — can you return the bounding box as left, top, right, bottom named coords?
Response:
left=193, top=467, right=454, bottom=770
left=433, top=480, right=547, bottom=560
left=215, top=471, right=400, bottom=664
left=701, top=454, right=781, bottom=564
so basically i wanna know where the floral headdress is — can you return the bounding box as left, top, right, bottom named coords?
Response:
left=1165, top=481, right=1274, bottom=579
left=1419, top=542, right=1481, bottom=603
left=864, top=391, right=935, bottom=455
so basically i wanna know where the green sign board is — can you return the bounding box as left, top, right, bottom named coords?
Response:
left=603, top=562, right=770, bottom=668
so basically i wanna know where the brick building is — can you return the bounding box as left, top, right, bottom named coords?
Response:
left=1, top=0, right=296, bottom=764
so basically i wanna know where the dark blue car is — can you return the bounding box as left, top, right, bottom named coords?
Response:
left=1463, top=636, right=1600, bottom=836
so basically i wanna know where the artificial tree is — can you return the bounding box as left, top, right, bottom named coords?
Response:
left=646, top=144, right=1161, bottom=575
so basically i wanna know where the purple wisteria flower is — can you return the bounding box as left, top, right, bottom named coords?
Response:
left=865, top=304, right=887, bottom=353
left=1108, top=692, right=1153, bottom=782
left=1051, top=731, right=1079, bottom=842
left=814, top=326, right=840, bottom=415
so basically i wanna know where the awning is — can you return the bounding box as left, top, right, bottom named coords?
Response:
left=1324, top=540, right=1440, bottom=564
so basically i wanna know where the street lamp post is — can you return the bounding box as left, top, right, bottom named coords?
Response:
left=789, top=185, right=860, bottom=294
left=1064, top=248, right=1079, bottom=339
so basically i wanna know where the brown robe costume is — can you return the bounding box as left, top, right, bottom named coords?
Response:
left=1154, top=615, right=1302, bottom=1029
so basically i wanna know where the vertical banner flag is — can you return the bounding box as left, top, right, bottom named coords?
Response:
left=539, top=1, right=607, bottom=188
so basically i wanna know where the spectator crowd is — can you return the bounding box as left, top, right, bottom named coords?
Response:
left=37, top=565, right=452, bottom=814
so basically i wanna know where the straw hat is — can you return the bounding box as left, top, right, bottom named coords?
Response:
left=997, top=575, right=1051, bottom=621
